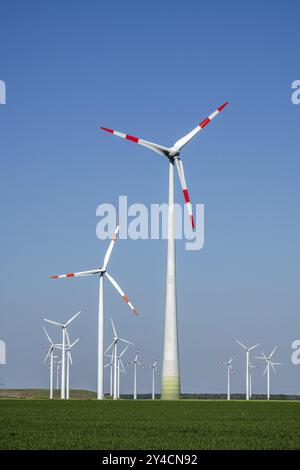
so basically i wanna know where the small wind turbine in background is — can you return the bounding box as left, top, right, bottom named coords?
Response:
left=43, top=328, right=56, bottom=399
left=149, top=359, right=159, bottom=400
left=105, top=319, right=133, bottom=400
left=127, top=350, right=142, bottom=400
left=43, top=311, right=81, bottom=400
left=218, top=354, right=236, bottom=400
left=235, top=340, right=260, bottom=400
left=54, top=331, right=80, bottom=400
left=256, top=346, right=281, bottom=400
left=248, top=361, right=259, bottom=399
left=50, top=225, right=137, bottom=400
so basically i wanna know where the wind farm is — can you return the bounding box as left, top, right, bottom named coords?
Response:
left=2, top=0, right=300, bottom=454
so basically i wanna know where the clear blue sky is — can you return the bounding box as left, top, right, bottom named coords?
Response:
left=1, top=0, right=300, bottom=395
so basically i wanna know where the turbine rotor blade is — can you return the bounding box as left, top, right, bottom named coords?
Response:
left=235, top=340, right=247, bottom=350
left=65, top=311, right=81, bottom=327
left=249, top=343, right=260, bottom=351
left=50, top=269, right=100, bottom=279
left=105, top=273, right=138, bottom=315
left=44, top=318, right=63, bottom=327
left=269, top=345, right=277, bottom=359
left=175, top=158, right=195, bottom=229
left=102, top=225, right=120, bottom=271
left=174, top=102, right=229, bottom=151
left=43, top=327, right=52, bottom=345
left=110, top=318, right=117, bottom=338
left=100, top=127, right=170, bottom=157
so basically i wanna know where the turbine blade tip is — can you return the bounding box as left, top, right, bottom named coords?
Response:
left=218, top=102, right=229, bottom=111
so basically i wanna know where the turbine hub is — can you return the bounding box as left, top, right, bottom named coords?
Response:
left=168, top=146, right=180, bottom=158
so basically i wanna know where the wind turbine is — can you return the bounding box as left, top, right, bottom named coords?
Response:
left=149, top=359, right=159, bottom=400
left=50, top=225, right=137, bottom=400
left=235, top=340, right=260, bottom=400
left=218, top=355, right=235, bottom=400
left=256, top=346, right=281, bottom=400
left=54, top=331, right=80, bottom=400
left=43, top=327, right=60, bottom=399
left=43, top=311, right=80, bottom=399
left=105, top=319, right=134, bottom=400
left=101, top=102, right=228, bottom=399
left=127, top=350, right=142, bottom=400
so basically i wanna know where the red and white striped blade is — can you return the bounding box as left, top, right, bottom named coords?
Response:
left=175, top=158, right=195, bottom=229
left=174, top=102, right=229, bottom=151
left=50, top=268, right=100, bottom=279
left=100, top=126, right=170, bottom=157
left=102, top=225, right=120, bottom=271
left=105, top=272, right=138, bottom=315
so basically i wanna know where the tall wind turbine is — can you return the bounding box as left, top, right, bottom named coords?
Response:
left=44, top=311, right=80, bottom=399
left=50, top=225, right=137, bottom=400
left=235, top=340, right=260, bottom=400
left=105, top=319, right=134, bottom=400
left=256, top=347, right=281, bottom=400
left=43, top=328, right=55, bottom=399
left=219, top=355, right=235, bottom=400
left=101, top=102, right=228, bottom=399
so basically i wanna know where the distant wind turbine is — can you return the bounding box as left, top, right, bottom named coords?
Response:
left=256, top=346, right=281, bottom=400
left=50, top=225, right=137, bottom=400
left=235, top=340, right=260, bottom=400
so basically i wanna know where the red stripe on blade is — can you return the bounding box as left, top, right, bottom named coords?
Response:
left=218, top=102, right=229, bottom=112
left=50, top=276, right=59, bottom=279
left=126, top=134, right=139, bottom=143
left=199, top=117, right=211, bottom=128
left=100, top=127, right=114, bottom=133
left=183, top=189, right=190, bottom=203
left=66, top=273, right=75, bottom=277
left=190, top=215, right=195, bottom=230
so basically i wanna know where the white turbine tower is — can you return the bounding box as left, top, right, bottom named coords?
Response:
left=248, top=361, right=258, bottom=399
left=150, top=359, right=159, bottom=400
left=235, top=340, right=260, bottom=400
left=43, top=328, right=55, bottom=399
left=117, top=345, right=129, bottom=399
left=101, top=102, right=229, bottom=399
left=54, top=331, right=79, bottom=400
left=43, top=311, right=80, bottom=400
left=55, top=358, right=61, bottom=390
left=50, top=225, right=137, bottom=400
left=256, top=347, right=281, bottom=400
left=104, top=350, right=114, bottom=397
left=127, top=350, right=142, bottom=400
left=105, top=319, right=134, bottom=400
left=219, top=355, right=235, bottom=400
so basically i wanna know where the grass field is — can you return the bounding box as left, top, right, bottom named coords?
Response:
left=1, top=397, right=300, bottom=449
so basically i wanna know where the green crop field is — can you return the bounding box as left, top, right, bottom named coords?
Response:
left=1, top=397, right=300, bottom=450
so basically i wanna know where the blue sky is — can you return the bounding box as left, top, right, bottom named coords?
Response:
left=1, top=0, right=300, bottom=395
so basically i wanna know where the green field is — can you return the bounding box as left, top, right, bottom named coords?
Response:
left=1, top=397, right=300, bottom=449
